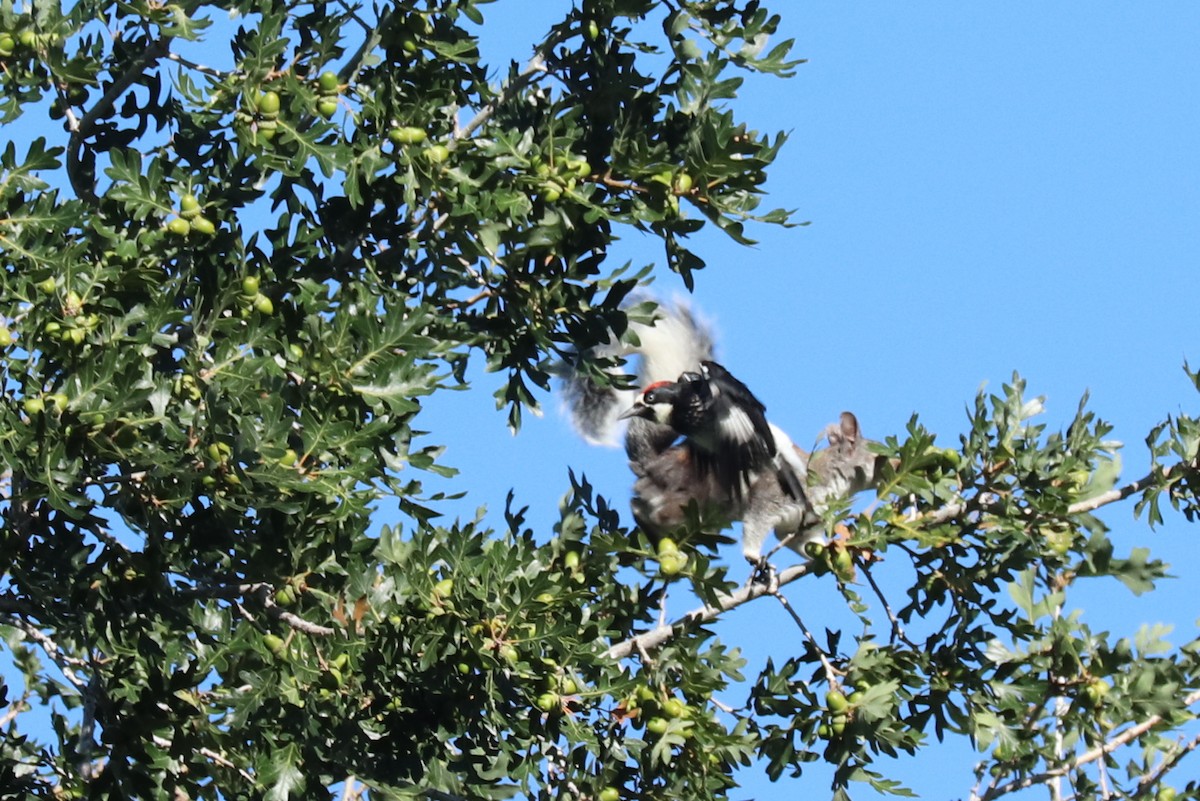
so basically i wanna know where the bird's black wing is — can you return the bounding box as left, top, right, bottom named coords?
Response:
left=684, top=361, right=776, bottom=500
left=700, top=361, right=776, bottom=457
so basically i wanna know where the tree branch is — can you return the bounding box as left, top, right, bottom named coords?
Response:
left=186, top=582, right=338, bottom=636
left=1066, top=468, right=1167, bottom=516
left=601, top=449, right=1156, bottom=663
left=455, top=53, right=548, bottom=142
left=923, top=465, right=1177, bottom=529
left=1133, top=731, right=1200, bottom=797
left=248, top=584, right=338, bottom=636
left=336, top=9, right=392, bottom=87
left=606, top=562, right=811, bottom=661
left=165, top=50, right=230, bottom=79
left=6, top=616, right=88, bottom=690
left=67, top=36, right=171, bottom=202
left=980, top=688, right=1200, bottom=801
left=0, top=689, right=29, bottom=728
left=772, top=589, right=840, bottom=684
left=151, top=734, right=254, bottom=782
left=858, top=559, right=916, bottom=648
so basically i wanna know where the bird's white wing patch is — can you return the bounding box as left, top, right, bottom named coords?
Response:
left=719, top=406, right=758, bottom=445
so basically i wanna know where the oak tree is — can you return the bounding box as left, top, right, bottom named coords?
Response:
left=0, top=2, right=1198, bottom=800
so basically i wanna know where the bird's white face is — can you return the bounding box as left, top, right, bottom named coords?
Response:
left=620, top=381, right=678, bottom=426
left=643, top=397, right=675, bottom=426
left=638, top=385, right=677, bottom=426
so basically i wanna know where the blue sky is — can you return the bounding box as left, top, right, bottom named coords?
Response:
left=424, top=3, right=1200, bottom=797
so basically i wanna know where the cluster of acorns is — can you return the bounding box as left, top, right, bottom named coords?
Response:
left=167, top=193, right=217, bottom=237
left=654, top=537, right=688, bottom=578
left=40, top=285, right=99, bottom=347
left=236, top=275, right=274, bottom=316
left=234, top=89, right=283, bottom=142
left=315, top=71, right=340, bottom=119
left=0, top=18, right=56, bottom=58
left=388, top=124, right=453, bottom=165
left=0, top=27, right=32, bottom=57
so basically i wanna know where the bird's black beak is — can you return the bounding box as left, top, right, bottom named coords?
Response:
left=618, top=400, right=650, bottom=421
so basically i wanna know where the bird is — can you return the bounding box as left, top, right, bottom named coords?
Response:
left=619, top=360, right=807, bottom=506
left=560, top=297, right=882, bottom=569
left=625, top=373, right=885, bottom=565
left=618, top=361, right=814, bottom=567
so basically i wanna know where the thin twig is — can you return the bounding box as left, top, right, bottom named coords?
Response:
left=606, top=562, right=810, bottom=660
left=165, top=50, right=229, bottom=78
left=771, top=588, right=841, bottom=685
left=337, top=9, right=392, bottom=86
left=1066, top=468, right=1168, bottom=516
left=1051, top=597, right=1068, bottom=801
left=1133, top=732, right=1200, bottom=796
left=1051, top=696, right=1067, bottom=801
left=77, top=667, right=101, bottom=773
left=857, top=559, right=915, bottom=648
left=151, top=734, right=254, bottom=782
left=248, top=584, right=338, bottom=636
left=456, top=54, right=548, bottom=142
left=8, top=617, right=87, bottom=689
left=0, top=691, right=29, bottom=728
left=924, top=466, right=1172, bottom=529
left=187, top=582, right=337, bottom=636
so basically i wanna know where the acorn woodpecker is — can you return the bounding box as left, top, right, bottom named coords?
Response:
left=559, top=297, right=882, bottom=569
left=620, top=360, right=807, bottom=507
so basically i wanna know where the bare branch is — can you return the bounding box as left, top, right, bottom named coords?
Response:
left=455, top=54, right=548, bottom=142
left=921, top=465, right=1177, bottom=529
left=7, top=616, right=87, bottom=690
left=165, top=50, right=230, bottom=79
left=1133, top=732, right=1200, bottom=797
left=857, top=559, right=916, bottom=648
left=248, top=584, right=338, bottom=637
left=185, top=582, right=338, bottom=636
left=336, top=9, right=392, bottom=87
left=0, top=689, right=29, bottom=728
left=68, top=36, right=171, bottom=202
left=771, top=589, right=841, bottom=685
left=1066, top=468, right=1167, bottom=516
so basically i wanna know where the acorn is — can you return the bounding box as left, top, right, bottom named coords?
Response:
left=179, top=193, right=201, bottom=220
left=317, top=71, right=339, bottom=93
left=389, top=126, right=427, bottom=145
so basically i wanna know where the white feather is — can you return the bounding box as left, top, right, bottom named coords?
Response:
left=719, top=406, right=759, bottom=445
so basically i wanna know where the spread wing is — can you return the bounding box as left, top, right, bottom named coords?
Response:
left=688, top=361, right=777, bottom=500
